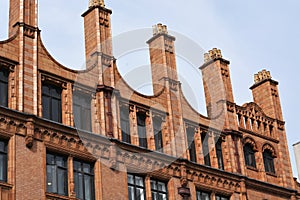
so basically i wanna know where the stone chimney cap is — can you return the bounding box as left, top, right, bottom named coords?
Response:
left=89, top=0, right=105, bottom=8
left=204, top=48, right=222, bottom=63
left=254, top=69, right=272, bottom=84
left=152, top=23, right=168, bottom=36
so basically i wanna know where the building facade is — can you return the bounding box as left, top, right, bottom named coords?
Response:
left=0, top=0, right=299, bottom=199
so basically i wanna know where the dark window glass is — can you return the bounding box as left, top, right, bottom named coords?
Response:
left=196, top=190, right=210, bottom=200
left=137, top=112, right=147, bottom=148
left=127, top=174, right=145, bottom=200
left=42, top=84, right=62, bottom=123
left=0, top=67, right=9, bottom=107
left=216, top=195, right=229, bottom=200
left=263, top=150, right=275, bottom=173
left=243, top=143, right=256, bottom=168
left=0, top=140, right=7, bottom=182
left=153, top=118, right=163, bottom=152
left=46, top=153, right=68, bottom=196
left=186, top=127, right=196, bottom=162
left=73, top=92, right=92, bottom=131
left=73, top=160, right=95, bottom=200
left=150, top=179, right=168, bottom=200
left=215, top=139, right=224, bottom=170
left=201, top=133, right=211, bottom=166
left=120, top=106, right=131, bottom=143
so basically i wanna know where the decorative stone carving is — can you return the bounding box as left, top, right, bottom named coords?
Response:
left=254, top=69, right=272, bottom=84
left=152, top=23, right=168, bottom=36
left=89, top=0, right=105, bottom=8
left=204, top=48, right=222, bottom=62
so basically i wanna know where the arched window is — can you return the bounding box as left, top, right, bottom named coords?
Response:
left=243, top=143, right=256, bottom=168
left=263, top=149, right=275, bottom=173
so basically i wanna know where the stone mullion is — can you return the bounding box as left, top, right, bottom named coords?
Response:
left=91, top=95, right=100, bottom=134
left=236, top=136, right=246, bottom=175
left=257, top=151, right=266, bottom=181
left=147, top=111, right=155, bottom=151
left=195, top=128, right=204, bottom=165
left=94, top=160, right=103, bottom=200
left=208, top=132, right=218, bottom=169
left=98, top=91, right=106, bottom=136
left=145, top=175, right=151, bottom=200
left=129, top=105, right=138, bottom=146
left=227, top=134, right=236, bottom=173
left=161, top=120, right=170, bottom=155
left=68, top=156, right=76, bottom=199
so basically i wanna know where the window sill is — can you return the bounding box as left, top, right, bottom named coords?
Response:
left=266, top=172, right=277, bottom=177
left=246, top=166, right=258, bottom=172
left=46, top=192, right=69, bottom=200
left=0, top=181, right=13, bottom=189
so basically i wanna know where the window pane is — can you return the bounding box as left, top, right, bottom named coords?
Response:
left=42, top=96, right=50, bottom=119
left=135, top=176, right=144, bottom=187
left=0, top=154, right=7, bottom=181
left=157, top=182, right=166, bottom=192
left=56, top=156, right=66, bottom=167
left=52, top=99, right=61, bottom=122
left=136, top=188, right=145, bottom=200
left=84, top=175, right=94, bottom=200
left=57, top=168, right=67, bottom=195
left=128, top=186, right=134, bottom=200
left=151, top=180, right=157, bottom=190
left=127, top=174, right=134, bottom=184
left=46, top=165, right=57, bottom=193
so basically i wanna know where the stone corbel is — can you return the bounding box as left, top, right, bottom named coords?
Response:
left=25, top=120, right=34, bottom=148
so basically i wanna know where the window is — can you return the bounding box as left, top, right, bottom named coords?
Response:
left=120, top=106, right=131, bottom=143
left=201, top=133, right=211, bottom=166
left=73, top=160, right=95, bottom=200
left=127, top=174, right=145, bottom=200
left=186, top=127, right=196, bottom=162
left=215, top=195, right=229, bottom=200
left=73, top=92, right=92, bottom=131
left=215, top=139, right=224, bottom=170
left=150, top=179, right=168, bottom=200
left=196, top=190, right=210, bottom=200
left=153, top=117, right=163, bottom=152
left=263, top=149, right=275, bottom=173
left=0, top=67, right=9, bottom=107
left=0, top=140, right=7, bottom=182
left=137, top=112, right=147, bottom=148
left=46, top=153, right=68, bottom=196
left=42, top=83, right=62, bottom=123
left=243, top=143, right=256, bottom=168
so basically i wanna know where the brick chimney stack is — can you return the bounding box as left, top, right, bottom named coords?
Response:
left=147, top=23, right=177, bottom=94
left=200, top=48, right=235, bottom=118
left=250, top=69, right=283, bottom=120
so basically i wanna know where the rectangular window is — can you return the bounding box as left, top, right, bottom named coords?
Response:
left=0, top=67, right=9, bottom=107
left=150, top=179, right=168, bottom=200
left=127, top=174, right=145, bottom=200
left=153, top=117, right=163, bottom=152
left=42, top=83, right=62, bottom=123
left=196, top=190, right=211, bottom=200
left=0, top=140, right=8, bottom=182
left=215, top=195, right=229, bottom=200
left=120, top=106, right=131, bottom=143
left=201, top=133, right=211, bottom=166
left=215, top=139, right=224, bottom=170
left=73, top=92, right=92, bottom=131
left=73, top=160, right=95, bottom=200
left=186, top=127, right=196, bottom=162
left=137, top=112, right=147, bottom=148
left=46, top=153, right=68, bottom=196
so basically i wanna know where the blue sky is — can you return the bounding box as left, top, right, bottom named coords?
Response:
left=1, top=0, right=300, bottom=177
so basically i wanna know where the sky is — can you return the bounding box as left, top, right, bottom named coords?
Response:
left=1, top=0, right=300, bottom=177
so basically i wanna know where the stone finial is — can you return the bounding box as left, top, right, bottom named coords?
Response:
left=152, top=23, right=168, bottom=36
left=89, top=0, right=105, bottom=8
left=204, top=48, right=222, bottom=62
left=254, top=69, right=272, bottom=83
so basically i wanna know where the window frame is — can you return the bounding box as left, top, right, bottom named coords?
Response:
left=127, top=174, right=146, bottom=200
left=243, top=143, right=257, bottom=168
left=0, top=140, right=8, bottom=182
left=196, top=190, right=211, bottom=200
left=150, top=179, right=168, bottom=200
left=46, top=152, right=68, bottom=196
left=263, top=149, right=275, bottom=174
left=42, top=83, right=62, bottom=123
left=0, top=67, right=9, bottom=107
left=120, top=106, right=131, bottom=143
left=186, top=127, right=197, bottom=162
left=153, top=117, right=163, bottom=152
left=215, top=138, right=224, bottom=170
left=137, top=112, right=147, bottom=148
left=73, top=91, right=92, bottom=131
left=73, top=159, right=95, bottom=200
